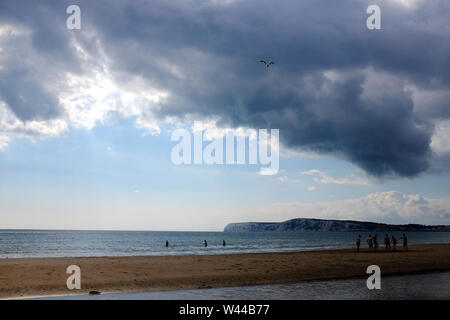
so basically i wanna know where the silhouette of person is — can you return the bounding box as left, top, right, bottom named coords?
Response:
left=204, top=240, right=208, bottom=247
left=223, top=240, right=226, bottom=247
left=356, top=235, right=361, bottom=252
left=373, top=233, right=379, bottom=251
left=384, top=234, right=391, bottom=252
left=391, top=235, right=397, bottom=250
left=367, top=235, right=374, bottom=251
left=165, top=241, right=169, bottom=248
left=401, top=233, right=408, bottom=251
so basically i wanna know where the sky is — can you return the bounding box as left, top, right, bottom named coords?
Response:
left=0, top=0, right=450, bottom=231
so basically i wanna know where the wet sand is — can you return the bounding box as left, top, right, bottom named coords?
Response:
left=1, top=244, right=449, bottom=299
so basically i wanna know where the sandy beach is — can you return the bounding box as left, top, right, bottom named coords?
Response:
left=1, top=244, right=449, bottom=299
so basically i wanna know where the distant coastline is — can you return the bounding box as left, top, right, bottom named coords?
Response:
left=224, top=218, right=450, bottom=232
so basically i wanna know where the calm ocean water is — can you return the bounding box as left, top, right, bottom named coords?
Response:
left=1, top=229, right=449, bottom=258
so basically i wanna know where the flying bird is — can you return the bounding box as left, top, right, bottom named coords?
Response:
left=259, top=60, right=275, bottom=68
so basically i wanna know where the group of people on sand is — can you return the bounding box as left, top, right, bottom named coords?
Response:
left=356, top=233, right=408, bottom=252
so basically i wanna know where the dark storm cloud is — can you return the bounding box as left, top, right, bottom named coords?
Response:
left=1, top=0, right=449, bottom=176
left=0, top=0, right=93, bottom=120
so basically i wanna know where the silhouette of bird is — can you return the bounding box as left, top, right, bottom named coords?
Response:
left=259, top=60, right=275, bottom=68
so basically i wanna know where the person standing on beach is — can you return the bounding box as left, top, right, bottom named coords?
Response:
left=373, top=233, right=379, bottom=251
left=356, top=235, right=361, bottom=252
left=391, top=235, right=397, bottom=251
left=223, top=240, right=226, bottom=247
left=401, top=233, right=408, bottom=251
left=367, top=235, right=373, bottom=252
left=384, top=234, right=391, bottom=252
left=165, top=241, right=169, bottom=248
left=204, top=240, right=208, bottom=247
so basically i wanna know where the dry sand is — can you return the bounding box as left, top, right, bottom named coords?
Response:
left=1, top=244, right=449, bottom=299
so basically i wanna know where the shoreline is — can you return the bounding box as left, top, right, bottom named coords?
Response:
left=10, top=269, right=450, bottom=301
left=2, top=240, right=449, bottom=260
left=1, top=244, right=450, bottom=299
left=11, top=269, right=450, bottom=300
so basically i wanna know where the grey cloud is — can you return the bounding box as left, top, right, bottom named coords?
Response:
left=1, top=0, right=449, bottom=177
left=0, top=0, right=94, bottom=121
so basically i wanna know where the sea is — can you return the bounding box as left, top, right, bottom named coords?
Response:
left=1, top=229, right=449, bottom=258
